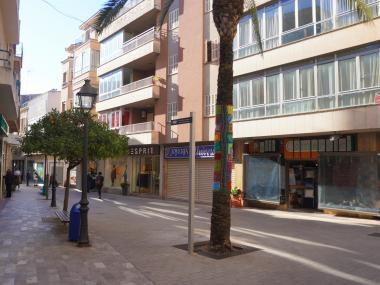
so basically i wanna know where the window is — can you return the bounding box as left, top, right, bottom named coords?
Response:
left=298, top=0, right=313, bottom=26
left=169, top=8, right=179, bottom=30
left=252, top=77, right=264, bottom=105
left=282, top=0, right=295, bottom=32
left=167, top=102, right=177, bottom=121
left=299, top=66, right=314, bottom=98
left=317, top=61, right=335, bottom=96
left=339, top=57, right=357, bottom=91
left=73, top=49, right=92, bottom=77
left=74, top=56, right=81, bottom=77
left=99, top=113, right=108, bottom=123
left=82, top=49, right=90, bottom=73
left=168, top=54, right=178, bottom=74
left=205, top=94, right=216, bottom=116
left=99, top=70, right=122, bottom=101
left=316, top=0, right=333, bottom=33
left=266, top=74, right=280, bottom=104
left=206, top=40, right=219, bottom=62
left=360, top=53, right=380, bottom=88
left=100, top=32, right=123, bottom=64
left=62, top=72, right=67, bottom=84
left=265, top=4, right=280, bottom=49
left=283, top=70, right=297, bottom=100
left=239, top=80, right=251, bottom=107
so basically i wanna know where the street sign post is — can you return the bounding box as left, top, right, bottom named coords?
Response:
left=171, top=113, right=195, bottom=255
left=170, top=117, right=192, bottom=125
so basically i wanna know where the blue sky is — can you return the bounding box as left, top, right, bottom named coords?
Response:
left=20, top=0, right=105, bottom=95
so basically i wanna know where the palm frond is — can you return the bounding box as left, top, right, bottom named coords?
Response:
left=248, top=0, right=263, bottom=54
left=95, top=0, right=129, bottom=34
left=348, top=0, right=373, bottom=21
left=159, top=0, right=175, bottom=28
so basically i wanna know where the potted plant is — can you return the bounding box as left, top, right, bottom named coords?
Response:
left=120, top=182, right=129, bottom=196
left=230, top=187, right=243, bottom=208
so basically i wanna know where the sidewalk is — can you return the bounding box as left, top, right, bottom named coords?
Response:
left=1, top=185, right=380, bottom=285
left=0, top=185, right=153, bottom=285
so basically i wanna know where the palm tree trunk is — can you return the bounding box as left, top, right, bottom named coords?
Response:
left=210, top=0, right=244, bottom=252
left=210, top=37, right=234, bottom=251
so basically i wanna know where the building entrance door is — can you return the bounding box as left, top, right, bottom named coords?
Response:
left=287, top=160, right=318, bottom=209
left=131, top=156, right=159, bottom=195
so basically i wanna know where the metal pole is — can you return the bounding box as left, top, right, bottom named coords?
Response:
left=78, top=113, right=90, bottom=246
left=50, top=156, right=56, bottom=207
left=188, top=112, right=195, bottom=254
left=45, top=154, right=49, bottom=200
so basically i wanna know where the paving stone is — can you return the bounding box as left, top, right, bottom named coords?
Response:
left=0, top=186, right=151, bottom=285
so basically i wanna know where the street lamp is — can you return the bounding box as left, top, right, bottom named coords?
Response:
left=76, top=79, right=97, bottom=247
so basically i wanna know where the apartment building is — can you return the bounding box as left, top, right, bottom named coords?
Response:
left=94, top=0, right=380, bottom=215
left=95, top=0, right=215, bottom=200
left=61, top=44, right=76, bottom=111
left=0, top=0, right=21, bottom=198
left=203, top=0, right=380, bottom=216
left=17, top=90, right=66, bottom=185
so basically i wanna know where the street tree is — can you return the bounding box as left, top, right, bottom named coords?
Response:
left=22, top=109, right=129, bottom=211
left=95, top=0, right=373, bottom=252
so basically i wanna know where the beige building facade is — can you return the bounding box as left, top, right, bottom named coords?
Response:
left=93, top=0, right=380, bottom=215
left=0, top=0, right=21, bottom=198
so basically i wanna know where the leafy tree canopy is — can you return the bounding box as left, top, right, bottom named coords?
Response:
left=21, top=109, right=129, bottom=168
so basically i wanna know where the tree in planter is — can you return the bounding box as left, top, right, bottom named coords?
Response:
left=22, top=109, right=129, bottom=211
left=95, top=0, right=373, bottom=252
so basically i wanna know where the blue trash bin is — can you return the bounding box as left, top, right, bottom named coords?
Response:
left=69, top=203, right=81, bottom=242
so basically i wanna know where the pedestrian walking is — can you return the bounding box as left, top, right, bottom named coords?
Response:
left=95, top=172, right=104, bottom=199
left=26, top=170, right=31, bottom=186
left=14, top=169, right=21, bottom=190
left=4, top=169, right=14, bottom=198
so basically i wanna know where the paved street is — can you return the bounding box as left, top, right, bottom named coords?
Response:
left=1, top=185, right=380, bottom=285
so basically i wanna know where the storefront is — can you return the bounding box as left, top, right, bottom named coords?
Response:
left=165, top=144, right=214, bottom=203
left=242, top=134, right=379, bottom=215
left=129, top=145, right=160, bottom=196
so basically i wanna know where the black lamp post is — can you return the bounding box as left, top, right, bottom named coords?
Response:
left=76, top=79, right=97, bottom=247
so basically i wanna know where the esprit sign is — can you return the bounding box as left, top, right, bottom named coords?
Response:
left=128, top=145, right=160, bottom=156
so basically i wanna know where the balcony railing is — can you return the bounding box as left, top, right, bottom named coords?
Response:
left=119, top=121, right=154, bottom=135
left=119, top=0, right=145, bottom=16
left=121, top=76, right=155, bottom=95
left=123, top=27, right=159, bottom=55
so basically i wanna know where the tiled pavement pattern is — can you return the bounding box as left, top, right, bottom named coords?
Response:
left=0, top=187, right=153, bottom=285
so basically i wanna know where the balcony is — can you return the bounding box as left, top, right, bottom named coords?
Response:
left=0, top=114, right=9, bottom=136
left=96, top=76, right=160, bottom=112
left=0, top=47, right=18, bottom=122
left=119, top=121, right=159, bottom=145
left=98, top=0, right=161, bottom=42
left=98, top=27, right=160, bottom=76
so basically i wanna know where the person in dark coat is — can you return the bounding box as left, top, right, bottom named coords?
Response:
left=4, top=169, right=14, bottom=198
left=26, top=171, right=31, bottom=186
left=95, top=172, right=104, bottom=200
left=86, top=173, right=93, bottom=193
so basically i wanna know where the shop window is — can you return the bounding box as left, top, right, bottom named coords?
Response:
left=319, top=153, right=380, bottom=214
left=245, top=155, right=282, bottom=203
